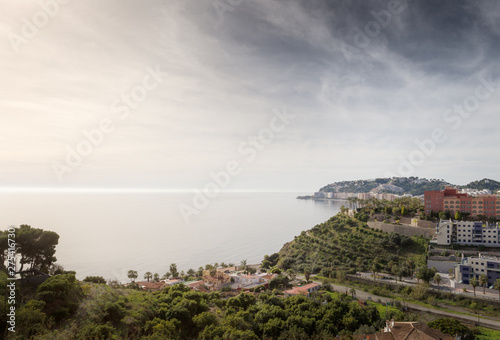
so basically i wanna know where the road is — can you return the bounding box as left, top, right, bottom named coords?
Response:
left=356, top=271, right=500, bottom=301
left=326, top=282, right=500, bottom=331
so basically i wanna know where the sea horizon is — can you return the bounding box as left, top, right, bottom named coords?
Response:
left=1, top=191, right=343, bottom=282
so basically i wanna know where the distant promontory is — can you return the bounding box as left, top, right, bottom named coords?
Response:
left=298, top=177, right=500, bottom=200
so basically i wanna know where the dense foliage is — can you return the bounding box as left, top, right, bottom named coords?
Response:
left=271, top=215, right=427, bottom=277
left=463, top=178, right=500, bottom=192
left=4, top=281, right=385, bottom=339
left=0, top=225, right=59, bottom=272
left=428, top=318, right=479, bottom=340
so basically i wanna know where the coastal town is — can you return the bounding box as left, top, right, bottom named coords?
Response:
left=4, top=181, right=500, bottom=339
left=126, top=266, right=322, bottom=298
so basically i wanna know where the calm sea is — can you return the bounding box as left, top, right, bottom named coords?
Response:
left=0, top=192, right=342, bottom=282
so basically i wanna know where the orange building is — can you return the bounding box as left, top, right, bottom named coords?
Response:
left=424, top=187, right=500, bottom=218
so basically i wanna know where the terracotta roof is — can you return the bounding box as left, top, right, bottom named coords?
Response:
left=134, top=281, right=165, bottom=290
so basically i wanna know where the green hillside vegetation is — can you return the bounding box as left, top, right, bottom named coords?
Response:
left=317, top=177, right=499, bottom=196
left=463, top=178, right=500, bottom=192
left=2, top=276, right=386, bottom=339
left=271, top=215, right=427, bottom=278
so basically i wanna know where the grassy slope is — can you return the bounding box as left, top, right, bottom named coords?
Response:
left=277, top=214, right=427, bottom=273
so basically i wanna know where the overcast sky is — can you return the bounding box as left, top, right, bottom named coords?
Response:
left=1, top=0, right=499, bottom=192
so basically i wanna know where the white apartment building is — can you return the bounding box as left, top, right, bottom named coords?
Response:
left=431, top=220, right=500, bottom=247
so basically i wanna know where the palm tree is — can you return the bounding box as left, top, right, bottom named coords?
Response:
left=470, top=277, right=479, bottom=297
left=479, top=274, right=488, bottom=294
left=406, top=258, right=415, bottom=278
left=144, top=272, right=152, bottom=282
left=434, top=273, right=442, bottom=290
left=304, top=267, right=311, bottom=282
left=240, top=260, right=248, bottom=273
left=371, top=262, right=380, bottom=281
left=494, top=279, right=500, bottom=300
left=128, top=270, right=138, bottom=283
left=169, top=263, right=179, bottom=278
left=349, top=287, right=356, bottom=298
left=153, top=273, right=159, bottom=282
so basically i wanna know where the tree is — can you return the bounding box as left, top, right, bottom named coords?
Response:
left=349, top=287, right=356, bottom=298
left=240, top=260, right=248, bottom=273
left=416, top=266, right=436, bottom=284
left=371, top=262, right=381, bottom=281
left=401, top=205, right=406, bottom=216
left=428, top=318, right=476, bottom=339
left=83, top=276, right=106, bottom=284
left=197, top=267, right=204, bottom=277
left=454, top=211, right=462, bottom=221
left=397, top=267, right=407, bottom=282
left=37, top=273, right=83, bottom=322
left=406, top=258, right=416, bottom=277
left=144, top=272, right=152, bottom=282
left=128, top=270, right=138, bottom=283
left=15, top=300, right=47, bottom=339
left=153, top=273, right=160, bottom=282
left=304, top=267, right=311, bottom=282
left=479, top=274, right=488, bottom=294
left=170, top=263, right=179, bottom=278
left=434, top=273, right=442, bottom=290
left=494, top=279, right=500, bottom=300
left=14, top=225, right=59, bottom=272
left=470, top=277, right=479, bottom=297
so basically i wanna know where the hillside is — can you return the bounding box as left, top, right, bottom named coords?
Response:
left=317, top=177, right=499, bottom=196
left=273, top=214, right=427, bottom=276
left=462, top=178, right=500, bottom=192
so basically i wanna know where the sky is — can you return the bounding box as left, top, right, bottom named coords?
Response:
left=1, top=0, right=499, bottom=192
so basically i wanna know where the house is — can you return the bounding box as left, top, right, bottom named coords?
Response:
left=431, top=220, right=500, bottom=247
left=202, top=269, right=232, bottom=290
left=184, top=280, right=206, bottom=291
left=163, top=279, right=184, bottom=286
left=230, top=274, right=269, bottom=291
left=358, top=320, right=452, bottom=340
left=454, top=254, right=500, bottom=286
left=132, top=281, right=165, bottom=292
left=284, top=282, right=321, bottom=297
